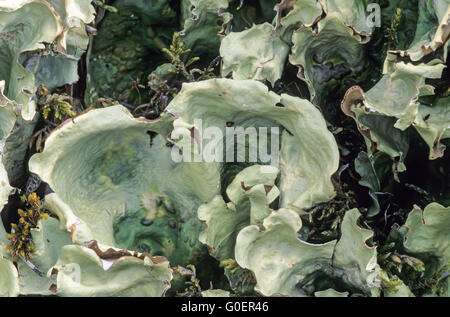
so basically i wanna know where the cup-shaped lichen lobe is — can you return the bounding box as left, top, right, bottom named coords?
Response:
left=29, top=106, right=220, bottom=265
left=290, top=14, right=369, bottom=111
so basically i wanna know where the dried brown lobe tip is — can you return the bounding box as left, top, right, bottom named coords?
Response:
left=341, top=85, right=364, bottom=118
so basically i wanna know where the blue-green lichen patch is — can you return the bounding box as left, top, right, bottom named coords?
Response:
left=114, top=191, right=179, bottom=261
left=112, top=189, right=209, bottom=267
left=86, top=138, right=141, bottom=189
left=85, top=0, right=177, bottom=107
